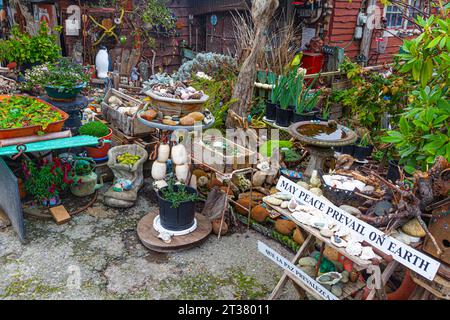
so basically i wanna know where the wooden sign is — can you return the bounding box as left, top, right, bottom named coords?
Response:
left=276, top=176, right=441, bottom=281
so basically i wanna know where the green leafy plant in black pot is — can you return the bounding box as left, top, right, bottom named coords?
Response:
left=265, top=71, right=279, bottom=121
left=274, top=73, right=293, bottom=127
left=354, top=133, right=374, bottom=160
left=293, top=73, right=322, bottom=123
left=156, top=177, right=200, bottom=231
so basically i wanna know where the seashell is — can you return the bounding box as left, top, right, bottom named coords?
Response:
left=310, top=187, right=323, bottom=197
left=280, top=201, right=289, bottom=209
left=320, top=228, right=334, bottom=238
left=288, top=198, right=298, bottom=212
left=345, top=242, right=362, bottom=256
left=310, top=216, right=327, bottom=229
left=273, top=193, right=292, bottom=201
left=335, top=227, right=350, bottom=238
left=359, top=246, right=377, bottom=260
left=265, top=196, right=283, bottom=206
left=341, top=271, right=350, bottom=283
left=157, top=232, right=172, bottom=244
left=344, top=231, right=364, bottom=243
left=296, top=181, right=310, bottom=190
left=331, top=235, right=348, bottom=248
left=316, top=272, right=342, bottom=286
left=292, top=211, right=312, bottom=225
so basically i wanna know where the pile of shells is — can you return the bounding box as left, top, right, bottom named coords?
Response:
left=264, top=194, right=381, bottom=261
left=150, top=81, right=205, bottom=100
left=0, top=76, right=16, bottom=94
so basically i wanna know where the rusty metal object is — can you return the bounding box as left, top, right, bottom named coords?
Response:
left=423, top=203, right=450, bottom=265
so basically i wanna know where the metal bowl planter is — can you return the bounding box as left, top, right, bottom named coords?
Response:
left=44, top=83, right=86, bottom=102
left=144, top=89, right=209, bottom=117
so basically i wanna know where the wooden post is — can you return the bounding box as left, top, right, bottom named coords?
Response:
left=226, top=0, right=279, bottom=128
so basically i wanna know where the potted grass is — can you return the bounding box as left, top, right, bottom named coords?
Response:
left=79, top=121, right=113, bottom=160
left=22, top=57, right=88, bottom=101
left=293, top=73, right=322, bottom=123
left=156, top=178, right=199, bottom=231
left=265, top=71, right=279, bottom=121
left=275, top=74, right=293, bottom=127
left=353, top=133, right=374, bottom=160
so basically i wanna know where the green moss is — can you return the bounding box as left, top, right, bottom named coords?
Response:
left=158, top=266, right=269, bottom=300
left=0, top=274, right=62, bottom=299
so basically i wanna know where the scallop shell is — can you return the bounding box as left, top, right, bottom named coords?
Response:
left=280, top=201, right=289, bottom=209
left=310, top=216, right=328, bottom=230
left=335, top=227, right=350, bottom=238
left=320, top=228, right=334, bottom=238
left=345, top=242, right=363, bottom=256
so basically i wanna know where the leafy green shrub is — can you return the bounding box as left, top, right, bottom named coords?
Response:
left=79, top=121, right=110, bottom=138
left=0, top=22, right=61, bottom=66
left=382, top=9, right=450, bottom=173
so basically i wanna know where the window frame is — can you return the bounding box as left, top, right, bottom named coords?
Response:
left=383, top=0, right=425, bottom=35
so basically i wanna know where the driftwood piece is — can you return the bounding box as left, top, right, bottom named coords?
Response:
left=226, top=0, right=279, bottom=128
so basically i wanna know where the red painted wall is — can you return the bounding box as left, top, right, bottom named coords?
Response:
left=328, top=0, right=407, bottom=65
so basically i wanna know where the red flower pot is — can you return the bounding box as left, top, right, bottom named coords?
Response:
left=85, top=128, right=113, bottom=159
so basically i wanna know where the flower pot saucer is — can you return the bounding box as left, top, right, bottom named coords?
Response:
left=153, top=215, right=198, bottom=237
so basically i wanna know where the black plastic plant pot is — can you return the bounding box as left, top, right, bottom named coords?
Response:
left=387, top=160, right=401, bottom=183
left=265, top=101, right=277, bottom=121
left=275, top=105, right=293, bottom=127
left=341, top=144, right=355, bottom=156
left=157, top=186, right=197, bottom=231
left=354, top=144, right=374, bottom=160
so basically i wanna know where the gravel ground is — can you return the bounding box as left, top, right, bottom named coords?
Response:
left=0, top=181, right=297, bottom=300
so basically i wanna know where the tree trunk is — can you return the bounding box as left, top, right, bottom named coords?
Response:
left=226, top=0, right=279, bottom=128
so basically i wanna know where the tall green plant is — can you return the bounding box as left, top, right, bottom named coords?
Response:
left=382, top=8, right=450, bottom=173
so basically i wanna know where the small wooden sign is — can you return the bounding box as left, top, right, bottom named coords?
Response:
left=49, top=206, right=71, bottom=225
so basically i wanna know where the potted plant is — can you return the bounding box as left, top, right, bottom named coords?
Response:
left=156, top=178, right=199, bottom=231
left=275, top=75, right=293, bottom=127
left=293, top=73, right=322, bottom=123
left=265, top=71, right=278, bottom=121
left=22, top=158, right=74, bottom=207
left=353, top=133, right=374, bottom=160
left=22, top=57, right=89, bottom=101
left=79, top=121, right=113, bottom=160
left=0, top=22, right=61, bottom=72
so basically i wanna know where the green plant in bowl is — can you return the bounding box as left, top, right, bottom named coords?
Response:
left=79, top=121, right=110, bottom=138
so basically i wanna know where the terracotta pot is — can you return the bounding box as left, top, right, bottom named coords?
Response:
left=84, top=128, right=113, bottom=159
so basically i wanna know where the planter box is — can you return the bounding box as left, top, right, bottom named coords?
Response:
left=101, top=89, right=154, bottom=137
left=0, top=95, right=68, bottom=139
left=193, top=135, right=256, bottom=174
